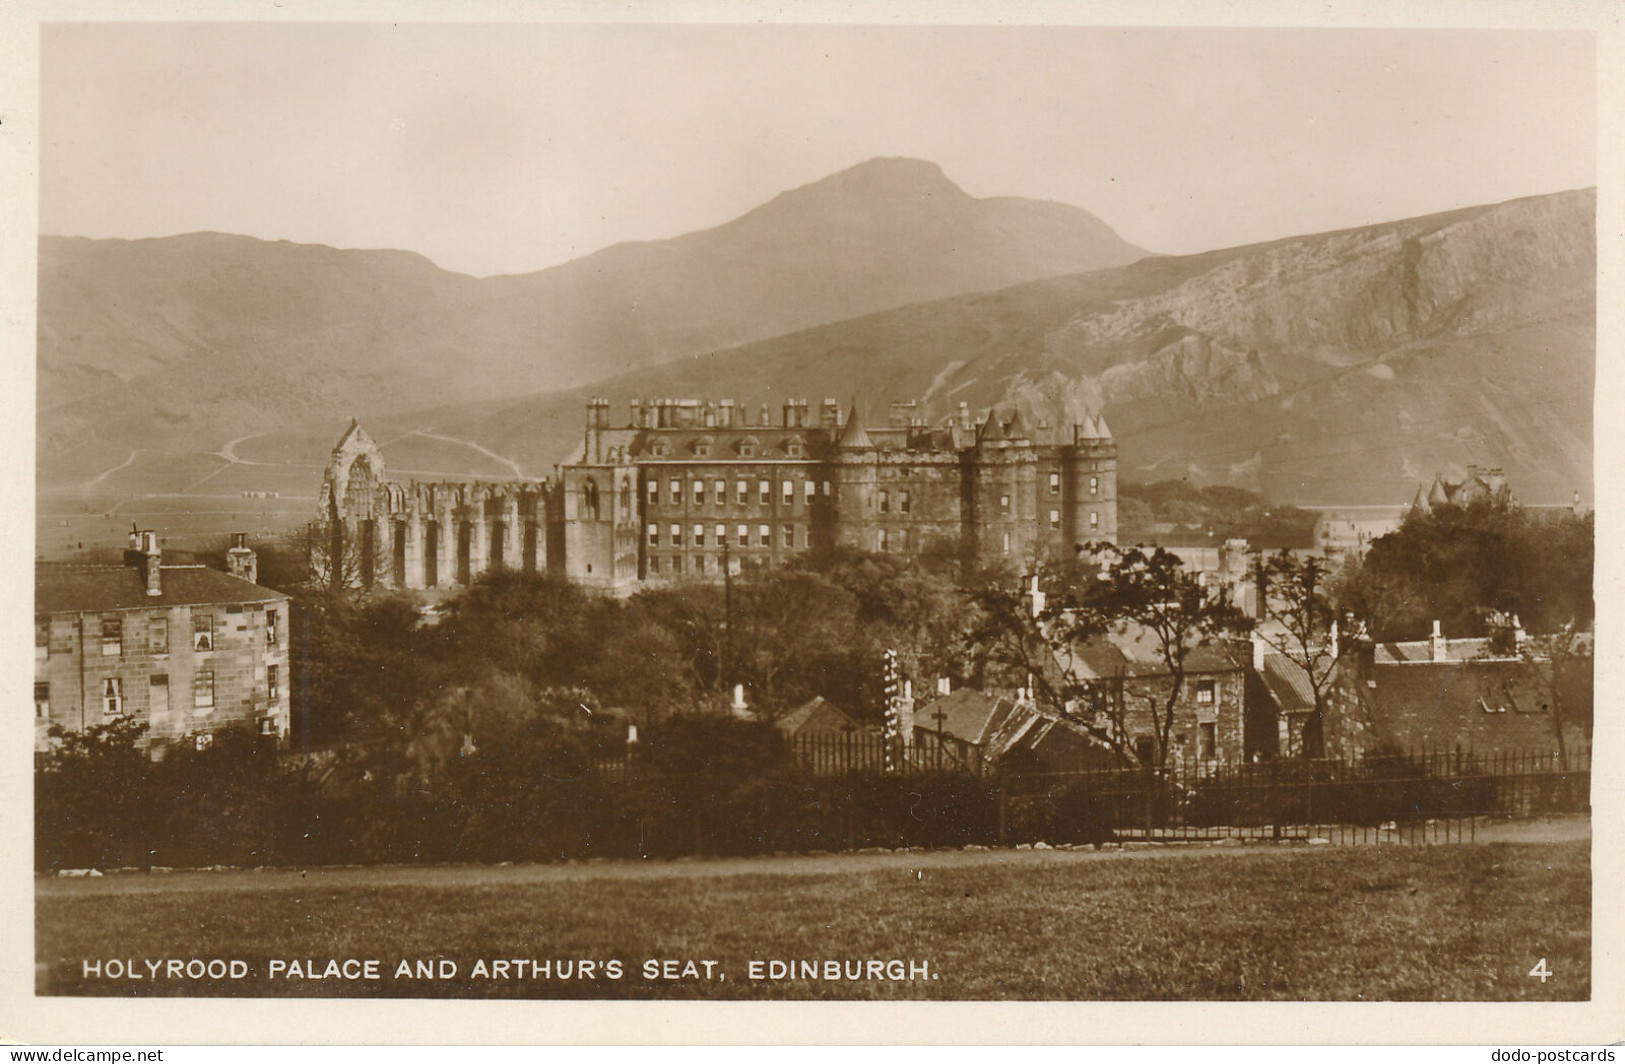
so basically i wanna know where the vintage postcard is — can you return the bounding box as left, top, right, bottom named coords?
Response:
left=2, top=0, right=1620, bottom=1047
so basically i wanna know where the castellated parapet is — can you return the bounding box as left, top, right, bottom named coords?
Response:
left=318, top=398, right=1117, bottom=592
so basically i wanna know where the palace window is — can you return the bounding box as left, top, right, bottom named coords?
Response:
left=149, top=675, right=169, bottom=717
left=1050, top=509, right=1061, bottom=530
left=669, top=523, right=681, bottom=546
left=879, top=489, right=889, bottom=513
left=783, top=524, right=795, bottom=549
left=35, top=617, right=48, bottom=660
left=1198, top=722, right=1217, bottom=761
left=34, top=682, right=48, bottom=720
left=648, top=523, right=659, bottom=546
left=102, top=677, right=123, bottom=717
left=1000, top=494, right=1010, bottom=515
left=648, top=481, right=659, bottom=505
left=1050, top=472, right=1061, bottom=496
left=737, top=524, right=748, bottom=548
left=899, top=490, right=911, bottom=515
left=714, top=480, right=726, bottom=505
left=736, top=480, right=748, bottom=505
left=783, top=481, right=794, bottom=505
left=692, top=523, right=705, bottom=547
left=899, top=528, right=910, bottom=553
left=265, top=610, right=278, bottom=647
left=694, top=480, right=706, bottom=506
left=1090, top=475, right=1099, bottom=495
left=149, top=615, right=169, bottom=655
left=804, top=481, right=815, bottom=503
left=878, top=528, right=889, bottom=552
left=267, top=664, right=280, bottom=704
left=758, top=524, right=770, bottom=547
left=101, top=617, right=123, bottom=657
left=1196, top=679, right=1217, bottom=706
left=715, top=524, right=726, bottom=546
left=193, top=614, right=214, bottom=652
left=1090, top=511, right=1099, bottom=529
left=1002, top=532, right=1011, bottom=555
left=759, top=480, right=770, bottom=505
left=193, top=669, right=215, bottom=711
left=669, top=479, right=681, bottom=505
left=648, top=557, right=660, bottom=574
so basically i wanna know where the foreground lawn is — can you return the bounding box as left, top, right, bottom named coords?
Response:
left=37, top=840, right=1588, bottom=1000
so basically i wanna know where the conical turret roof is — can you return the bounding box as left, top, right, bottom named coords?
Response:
left=837, top=403, right=875, bottom=449
left=1003, top=409, right=1028, bottom=440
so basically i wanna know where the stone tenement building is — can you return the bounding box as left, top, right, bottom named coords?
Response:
left=318, top=398, right=1117, bottom=593
left=35, top=531, right=290, bottom=754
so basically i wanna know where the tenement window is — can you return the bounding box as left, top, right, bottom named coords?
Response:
left=193, top=614, right=214, bottom=652
left=102, top=677, right=123, bottom=716
left=193, top=670, right=215, bottom=711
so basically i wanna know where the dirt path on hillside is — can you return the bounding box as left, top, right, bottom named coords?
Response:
left=38, top=815, right=1589, bottom=898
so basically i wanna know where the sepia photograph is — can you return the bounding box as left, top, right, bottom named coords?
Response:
left=6, top=0, right=1618, bottom=1046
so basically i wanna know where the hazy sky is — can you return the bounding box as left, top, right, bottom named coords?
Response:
left=40, top=23, right=1595, bottom=277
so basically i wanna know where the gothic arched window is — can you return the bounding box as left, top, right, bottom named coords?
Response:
left=581, top=478, right=601, bottom=521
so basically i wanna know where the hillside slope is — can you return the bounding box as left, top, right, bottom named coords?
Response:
left=38, top=157, right=1149, bottom=483
left=422, top=189, right=1593, bottom=505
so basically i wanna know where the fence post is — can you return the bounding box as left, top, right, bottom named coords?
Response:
left=997, top=774, right=1009, bottom=848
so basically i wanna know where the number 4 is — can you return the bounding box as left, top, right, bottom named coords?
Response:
left=1529, top=958, right=1552, bottom=983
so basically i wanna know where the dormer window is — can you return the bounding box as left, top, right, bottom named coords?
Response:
left=649, top=438, right=671, bottom=458
left=784, top=435, right=806, bottom=458
left=736, top=436, right=760, bottom=458
left=693, top=435, right=715, bottom=458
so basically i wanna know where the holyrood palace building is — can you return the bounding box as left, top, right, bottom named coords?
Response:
left=318, top=397, right=1118, bottom=593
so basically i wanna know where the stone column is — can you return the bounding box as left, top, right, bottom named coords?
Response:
left=404, top=510, right=424, bottom=590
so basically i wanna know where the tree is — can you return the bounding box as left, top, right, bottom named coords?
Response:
left=1339, top=498, right=1592, bottom=640
left=970, top=546, right=1252, bottom=767
left=290, top=588, right=427, bottom=751
left=36, top=716, right=155, bottom=869
left=1256, top=551, right=1347, bottom=758
left=1476, top=624, right=1592, bottom=773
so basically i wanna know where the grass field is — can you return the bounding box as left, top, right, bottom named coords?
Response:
left=36, top=839, right=1589, bottom=1001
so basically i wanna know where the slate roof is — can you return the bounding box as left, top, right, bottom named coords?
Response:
left=1374, top=637, right=1503, bottom=665
left=1258, top=653, right=1321, bottom=714
left=1064, top=628, right=1242, bottom=680
left=837, top=408, right=875, bottom=450
left=913, top=688, right=1012, bottom=745
left=1364, top=657, right=1562, bottom=752
left=774, top=696, right=863, bottom=736
left=36, top=563, right=287, bottom=614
